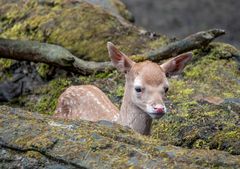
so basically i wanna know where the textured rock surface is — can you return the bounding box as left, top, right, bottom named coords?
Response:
left=0, top=0, right=240, bottom=167
left=152, top=42, right=240, bottom=155
left=1, top=42, right=239, bottom=162
left=1, top=106, right=240, bottom=168
left=0, top=0, right=168, bottom=62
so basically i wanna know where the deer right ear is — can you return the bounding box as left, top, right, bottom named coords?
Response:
left=160, top=52, right=192, bottom=76
left=107, top=42, right=135, bottom=73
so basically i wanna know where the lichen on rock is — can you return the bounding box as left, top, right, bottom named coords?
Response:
left=0, top=0, right=168, bottom=62
left=0, top=0, right=240, bottom=167
left=151, top=42, right=240, bottom=155
left=1, top=105, right=240, bottom=168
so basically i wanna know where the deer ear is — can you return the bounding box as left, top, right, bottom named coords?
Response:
left=107, top=42, right=135, bottom=73
left=160, top=52, right=192, bottom=76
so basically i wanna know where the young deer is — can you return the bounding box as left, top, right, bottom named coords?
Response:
left=54, top=42, right=192, bottom=135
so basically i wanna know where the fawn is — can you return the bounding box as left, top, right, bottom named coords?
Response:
left=54, top=42, right=192, bottom=135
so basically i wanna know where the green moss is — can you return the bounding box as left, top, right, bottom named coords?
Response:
left=193, top=139, right=207, bottom=149
left=203, top=111, right=218, bottom=117
left=115, top=85, right=124, bottom=97
left=36, top=63, right=50, bottom=78
left=209, top=42, right=240, bottom=59
left=0, top=59, right=14, bottom=81
left=26, top=151, right=43, bottom=159
left=1, top=105, right=240, bottom=168
left=111, top=0, right=134, bottom=22
left=152, top=43, right=240, bottom=154
left=146, top=35, right=170, bottom=50
left=0, top=58, right=13, bottom=71
left=168, top=79, right=195, bottom=103
left=0, top=0, right=169, bottom=62
left=36, top=78, right=71, bottom=114
left=211, top=129, right=240, bottom=155
left=2, top=4, right=58, bottom=41
left=95, top=71, right=112, bottom=79
left=1, top=0, right=240, bottom=157
left=21, top=77, right=71, bottom=115
left=183, top=44, right=240, bottom=98
left=130, top=55, right=147, bottom=62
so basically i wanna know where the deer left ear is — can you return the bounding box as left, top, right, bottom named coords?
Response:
left=160, top=52, right=192, bottom=76
left=107, top=42, right=135, bottom=73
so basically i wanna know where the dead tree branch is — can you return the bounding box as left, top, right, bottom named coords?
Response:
left=146, top=29, right=225, bottom=62
left=0, top=29, right=225, bottom=74
left=0, top=39, right=112, bottom=75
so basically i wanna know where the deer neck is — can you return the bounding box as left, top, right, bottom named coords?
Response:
left=117, top=82, right=152, bottom=135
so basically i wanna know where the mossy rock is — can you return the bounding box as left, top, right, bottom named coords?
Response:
left=0, top=0, right=239, bottom=159
left=0, top=58, right=12, bottom=71
left=0, top=0, right=168, bottom=62
left=1, top=105, right=240, bottom=168
left=0, top=58, right=13, bottom=81
left=8, top=42, right=240, bottom=157
left=151, top=42, right=240, bottom=155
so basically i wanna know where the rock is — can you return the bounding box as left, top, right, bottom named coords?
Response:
left=0, top=0, right=168, bottom=103
left=0, top=0, right=168, bottom=62
left=152, top=42, right=240, bottom=155
left=0, top=0, right=240, bottom=165
left=1, top=105, right=240, bottom=168
left=0, top=61, right=43, bottom=102
left=1, top=42, right=239, bottom=158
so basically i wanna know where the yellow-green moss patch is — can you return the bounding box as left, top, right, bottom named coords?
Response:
left=152, top=43, right=240, bottom=154
left=0, top=0, right=169, bottom=62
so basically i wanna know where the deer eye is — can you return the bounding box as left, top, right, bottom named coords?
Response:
left=164, top=87, right=169, bottom=93
left=135, top=87, right=142, bottom=93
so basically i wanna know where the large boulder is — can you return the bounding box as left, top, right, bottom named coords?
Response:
left=152, top=42, right=240, bottom=155
left=0, top=0, right=168, bottom=103
left=0, top=0, right=240, bottom=167
left=5, top=42, right=240, bottom=157
left=0, top=0, right=168, bottom=62
left=1, top=105, right=240, bottom=168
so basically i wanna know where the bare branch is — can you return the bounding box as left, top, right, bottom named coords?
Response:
left=145, top=29, right=225, bottom=62
left=0, top=29, right=225, bottom=74
left=0, top=39, right=113, bottom=75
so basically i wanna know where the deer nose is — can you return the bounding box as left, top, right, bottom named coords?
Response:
left=153, top=104, right=164, bottom=113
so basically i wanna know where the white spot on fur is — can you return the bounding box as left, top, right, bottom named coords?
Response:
left=87, top=90, right=108, bottom=112
left=113, top=114, right=119, bottom=122
left=146, top=104, right=154, bottom=114
left=134, top=76, right=142, bottom=87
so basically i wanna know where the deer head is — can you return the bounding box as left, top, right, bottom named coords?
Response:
left=107, top=42, right=192, bottom=122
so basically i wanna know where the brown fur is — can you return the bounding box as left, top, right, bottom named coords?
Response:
left=131, top=61, right=166, bottom=86
left=54, top=42, right=192, bottom=135
left=54, top=85, right=119, bottom=122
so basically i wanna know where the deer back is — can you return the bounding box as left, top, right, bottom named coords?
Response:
left=54, top=85, right=119, bottom=122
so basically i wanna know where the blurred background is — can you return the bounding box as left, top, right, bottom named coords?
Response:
left=122, top=0, right=240, bottom=47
